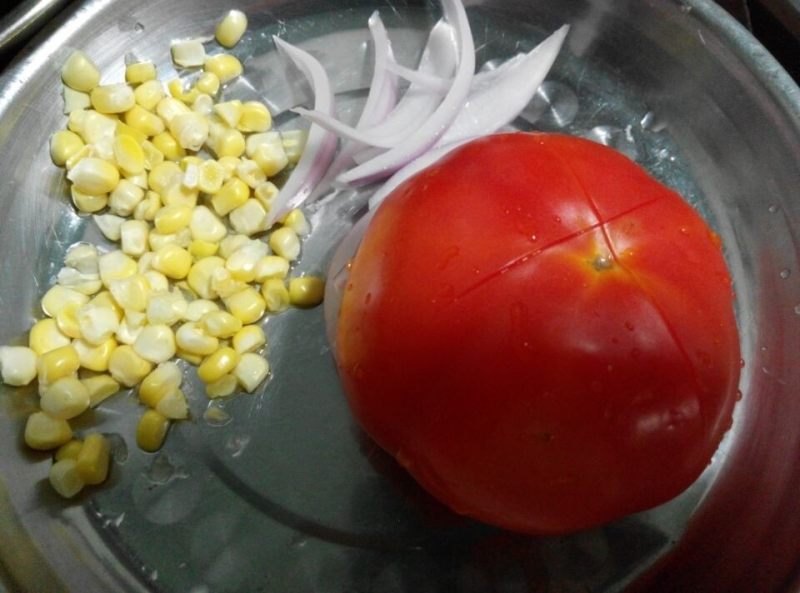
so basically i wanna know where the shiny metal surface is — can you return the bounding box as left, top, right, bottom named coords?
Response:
left=0, top=0, right=798, bottom=592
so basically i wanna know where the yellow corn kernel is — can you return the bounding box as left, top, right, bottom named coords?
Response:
left=185, top=299, right=219, bottom=322
left=76, top=304, right=119, bottom=346
left=254, top=255, right=290, bottom=282
left=210, top=267, right=246, bottom=298
left=232, top=325, right=266, bottom=354
left=225, top=242, right=267, bottom=283
left=211, top=177, right=249, bottom=216
left=89, top=290, right=124, bottom=316
left=207, top=123, right=245, bottom=158
left=109, top=179, right=145, bottom=216
left=138, top=361, right=182, bottom=407
left=29, top=318, right=71, bottom=355
left=73, top=337, right=117, bottom=372
left=42, top=285, right=89, bottom=318
left=189, top=93, right=212, bottom=117
left=155, top=203, right=192, bottom=234
left=141, top=140, right=164, bottom=170
left=214, top=100, right=242, bottom=127
left=136, top=409, right=169, bottom=452
left=55, top=439, right=84, bottom=462
left=67, top=108, right=88, bottom=134
left=169, top=112, right=209, bottom=151
left=134, top=79, right=165, bottom=111
left=133, top=324, right=176, bottom=364
left=126, top=170, right=149, bottom=189
left=234, top=352, right=269, bottom=393
left=201, top=310, right=242, bottom=338
left=61, top=50, right=100, bottom=92
left=75, top=433, right=110, bottom=485
left=167, top=78, right=186, bottom=99
left=108, top=345, right=152, bottom=387
left=113, top=135, right=145, bottom=177
left=143, top=270, right=169, bottom=293
left=230, top=199, right=269, bottom=236
left=282, top=208, right=311, bottom=236
left=238, top=101, right=271, bottom=133
left=152, top=244, right=192, bottom=279
left=190, top=206, right=227, bottom=243
left=197, top=347, right=239, bottom=384
left=217, top=155, right=240, bottom=179
left=50, top=130, right=85, bottom=167
left=204, top=54, right=242, bottom=84
left=71, top=186, right=108, bottom=213
left=261, top=278, right=290, bottom=313
left=82, top=374, right=120, bottom=407
left=125, top=61, right=156, bottom=85
left=63, top=86, right=91, bottom=114
left=187, top=256, right=225, bottom=299
left=253, top=180, right=278, bottom=210
left=56, top=302, right=82, bottom=339
left=37, top=345, right=80, bottom=385
left=148, top=161, right=183, bottom=194
left=171, top=39, right=206, bottom=68
left=0, top=347, right=35, bottom=390
left=156, top=96, right=191, bottom=125
left=25, top=411, right=73, bottom=450
left=162, top=183, right=198, bottom=209
left=189, top=239, right=218, bottom=258
left=289, top=276, right=325, bottom=308
left=91, top=83, right=136, bottom=114
left=219, top=234, right=250, bottom=258
left=194, top=71, right=220, bottom=95
left=236, top=159, right=266, bottom=189
left=281, top=129, right=307, bottom=164
left=98, top=250, right=138, bottom=287
left=252, top=136, right=288, bottom=177
left=49, top=459, right=85, bottom=498
left=119, top=220, right=150, bottom=258
left=152, top=131, right=186, bottom=161
left=223, top=287, right=266, bottom=324
left=205, top=373, right=236, bottom=398
left=176, top=349, right=203, bottom=365
left=197, top=160, right=226, bottom=194
left=269, top=226, right=300, bottom=261
left=64, top=144, right=92, bottom=171
left=40, top=376, right=91, bottom=419
left=155, top=388, right=188, bottom=419
left=116, top=121, right=148, bottom=145
left=124, top=105, right=165, bottom=137
left=215, top=9, right=247, bottom=48
left=80, top=110, right=117, bottom=145
left=109, top=273, right=151, bottom=312
left=67, top=157, right=120, bottom=195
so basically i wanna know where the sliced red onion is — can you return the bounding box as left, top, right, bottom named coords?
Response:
left=336, top=0, right=475, bottom=186
left=307, top=13, right=400, bottom=203
left=266, top=37, right=338, bottom=226
left=296, top=19, right=457, bottom=151
left=384, top=61, right=452, bottom=93
left=439, top=25, right=569, bottom=145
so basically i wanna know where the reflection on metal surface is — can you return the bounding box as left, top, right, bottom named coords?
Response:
left=0, top=0, right=797, bottom=591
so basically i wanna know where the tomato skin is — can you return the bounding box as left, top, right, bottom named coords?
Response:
left=336, top=133, right=740, bottom=534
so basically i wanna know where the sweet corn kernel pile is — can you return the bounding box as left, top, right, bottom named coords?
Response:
left=0, top=9, right=326, bottom=498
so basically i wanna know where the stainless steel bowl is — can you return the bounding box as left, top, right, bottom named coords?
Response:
left=0, top=0, right=798, bottom=591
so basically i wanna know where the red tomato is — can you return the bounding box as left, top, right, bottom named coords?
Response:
left=335, top=133, right=740, bottom=534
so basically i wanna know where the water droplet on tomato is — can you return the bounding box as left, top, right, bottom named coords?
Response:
left=624, top=321, right=635, bottom=331
left=794, top=304, right=800, bottom=316
left=779, top=268, right=791, bottom=279
left=553, top=215, right=562, bottom=224
left=768, top=204, right=778, bottom=213
left=739, top=358, right=746, bottom=368
left=735, top=389, right=743, bottom=401
left=530, top=234, right=538, bottom=242
left=679, top=227, right=689, bottom=235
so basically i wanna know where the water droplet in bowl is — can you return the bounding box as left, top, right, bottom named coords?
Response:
left=779, top=268, right=791, bottom=279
